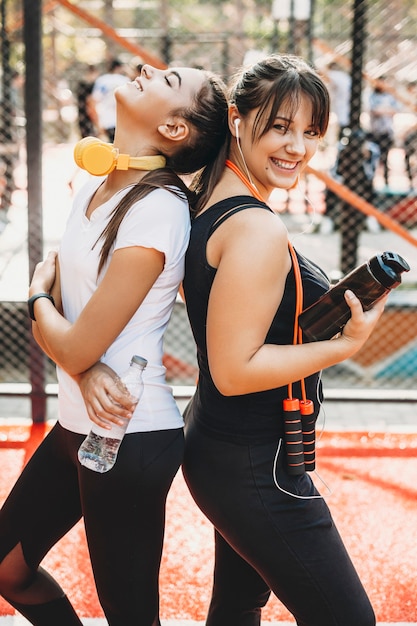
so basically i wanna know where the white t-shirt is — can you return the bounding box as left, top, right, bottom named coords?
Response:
left=57, top=178, right=190, bottom=435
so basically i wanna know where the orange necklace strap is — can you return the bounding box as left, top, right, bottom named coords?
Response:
left=287, top=241, right=305, bottom=401
left=225, top=159, right=265, bottom=203
left=225, top=159, right=306, bottom=402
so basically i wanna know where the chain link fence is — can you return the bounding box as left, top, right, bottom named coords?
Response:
left=0, top=0, right=416, bottom=413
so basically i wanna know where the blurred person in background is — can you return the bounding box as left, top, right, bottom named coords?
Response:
left=403, top=81, right=417, bottom=189
left=326, top=61, right=351, bottom=140
left=334, top=128, right=380, bottom=272
left=76, top=64, right=100, bottom=139
left=91, top=58, right=129, bottom=142
left=368, top=79, right=400, bottom=188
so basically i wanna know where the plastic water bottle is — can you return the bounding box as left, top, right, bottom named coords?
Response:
left=299, top=251, right=410, bottom=342
left=78, top=355, right=147, bottom=473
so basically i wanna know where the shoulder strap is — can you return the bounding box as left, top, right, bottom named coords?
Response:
left=209, top=202, right=272, bottom=238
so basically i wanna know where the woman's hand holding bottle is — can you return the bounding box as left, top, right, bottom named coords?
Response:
left=337, top=289, right=388, bottom=356
left=76, top=362, right=136, bottom=429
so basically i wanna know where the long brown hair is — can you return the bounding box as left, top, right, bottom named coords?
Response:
left=93, top=169, right=191, bottom=277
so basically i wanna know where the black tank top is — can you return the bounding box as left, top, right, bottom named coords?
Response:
left=183, top=196, right=330, bottom=444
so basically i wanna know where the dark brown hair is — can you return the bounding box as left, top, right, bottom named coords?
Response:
left=229, top=54, right=330, bottom=143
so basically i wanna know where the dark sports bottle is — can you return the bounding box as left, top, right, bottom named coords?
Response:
left=298, top=251, right=410, bottom=342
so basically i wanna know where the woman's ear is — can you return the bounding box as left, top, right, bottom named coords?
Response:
left=228, top=105, right=241, bottom=137
left=158, top=118, right=189, bottom=143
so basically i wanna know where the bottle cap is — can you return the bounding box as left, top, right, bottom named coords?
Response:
left=131, top=355, right=148, bottom=368
left=369, top=251, right=410, bottom=289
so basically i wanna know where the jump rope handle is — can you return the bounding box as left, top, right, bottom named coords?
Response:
left=300, top=399, right=315, bottom=472
left=283, top=398, right=305, bottom=475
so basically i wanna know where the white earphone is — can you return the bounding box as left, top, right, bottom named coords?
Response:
left=234, top=118, right=240, bottom=139
left=232, top=116, right=257, bottom=190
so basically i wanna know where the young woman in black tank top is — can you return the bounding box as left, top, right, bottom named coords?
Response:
left=180, top=55, right=386, bottom=626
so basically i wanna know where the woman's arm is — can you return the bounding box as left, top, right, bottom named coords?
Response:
left=31, top=251, right=63, bottom=361
left=27, top=254, right=138, bottom=426
left=206, top=209, right=386, bottom=396
left=29, top=245, right=164, bottom=376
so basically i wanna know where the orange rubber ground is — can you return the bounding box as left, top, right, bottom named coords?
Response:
left=0, top=424, right=416, bottom=622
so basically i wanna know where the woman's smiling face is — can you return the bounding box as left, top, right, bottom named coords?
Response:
left=236, top=95, right=321, bottom=196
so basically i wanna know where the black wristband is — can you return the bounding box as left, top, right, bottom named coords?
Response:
left=28, top=293, right=55, bottom=321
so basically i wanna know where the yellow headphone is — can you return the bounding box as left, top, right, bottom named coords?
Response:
left=74, top=137, right=166, bottom=176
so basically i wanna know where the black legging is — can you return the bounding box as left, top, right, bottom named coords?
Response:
left=371, top=132, right=393, bottom=185
left=183, top=407, right=375, bottom=626
left=0, top=422, right=183, bottom=626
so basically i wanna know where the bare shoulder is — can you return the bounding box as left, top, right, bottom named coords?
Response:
left=210, top=205, right=290, bottom=272
left=223, top=206, right=289, bottom=249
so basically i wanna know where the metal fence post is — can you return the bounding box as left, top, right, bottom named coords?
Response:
left=24, top=0, right=47, bottom=422
left=0, top=0, right=15, bottom=214
left=349, top=0, right=366, bottom=129
left=339, top=0, right=368, bottom=274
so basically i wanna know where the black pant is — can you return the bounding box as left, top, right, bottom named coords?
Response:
left=404, top=129, right=417, bottom=184
left=370, top=132, right=393, bottom=185
left=183, top=409, right=375, bottom=626
left=0, top=423, right=183, bottom=626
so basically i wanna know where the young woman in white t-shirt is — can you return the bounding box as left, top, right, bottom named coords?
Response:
left=0, top=64, right=228, bottom=626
